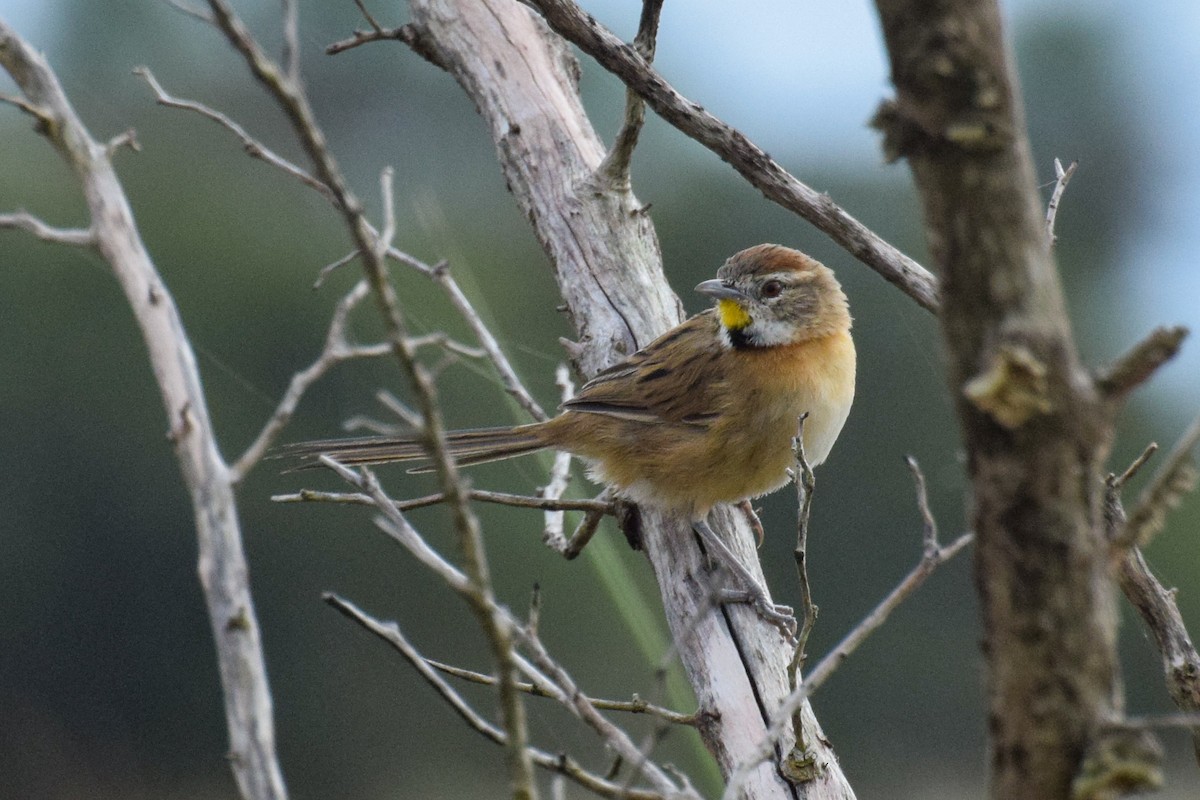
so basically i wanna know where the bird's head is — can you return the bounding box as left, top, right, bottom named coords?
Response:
left=695, top=244, right=851, bottom=348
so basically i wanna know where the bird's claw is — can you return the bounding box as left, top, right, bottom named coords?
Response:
left=721, top=588, right=797, bottom=640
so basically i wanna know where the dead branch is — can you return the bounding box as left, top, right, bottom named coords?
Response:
left=0, top=20, right=287, bottom=800
left=522, top=0, right=939, bottom=313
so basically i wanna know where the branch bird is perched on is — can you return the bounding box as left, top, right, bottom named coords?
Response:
left=285, top=244, right=856, bottom=632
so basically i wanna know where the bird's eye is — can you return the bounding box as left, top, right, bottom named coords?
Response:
left=760, top=279, right=784, bottom=298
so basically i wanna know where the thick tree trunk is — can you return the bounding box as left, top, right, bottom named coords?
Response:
left=406, top=1, right=854, bottom=796
left=872, top=1, right=1119, bottom=797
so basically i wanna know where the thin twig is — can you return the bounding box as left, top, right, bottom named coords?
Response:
left=1123, top=410, right=1200, bottom=549
left=0, top=211, right=95, bottom=246
left=134, top=66, right=336, bottom=202
left=272, top=487, right=614, bottom=514
left=511, top=621, right=696, bottom=797
left=323, top=459, right=692, bottom=797
left=791, top=414, right=818, bottom=660
left=524, top=0, right=940, bottom=312
left=810, top=532, right=974, bottom=693
left=280, top=0, right=301, bottom=82
left=2, top=19, right=288, bottom=799
left=164, top=0, right=214, bottom=23
left=313, top=249, right=361, bottom=288
left=105, top=128, right=141, bottom=158
left=233, top=279, right=388, bottom=481
left=373, top=389, right=424, bottom=429
left=324, top=594, right=669, bottom=800
left=429, top=259, right=549, bottom=421
left=1106, top=413, right=1200, bottom=765
left=1110, top=443, right=1159, bottom=493
left=1045, top=157, right=1078, bottom=247
left=556, top=491, right=611, bottom=559
left=326, top=25, right=408, bottom=56
left=426, top=658, right=698, bottom=725
left=140, top=58, right=545, bottom=426
left=0, top=90, right=49, bottom=121
left=1116, top=548, right=1200, bottom=765
left=354, top=0, right=385, bottom=32
left=202, top=1, right=537, bottom=791
left=723, top=520, right=974, bottom=799
left=598, top=0, right=663, bottom=186
left=1096, top=326, right=1188, bottom=403
left=905, top=455, right=939, bottom=553
left=786, top=413, right=819, bottom=780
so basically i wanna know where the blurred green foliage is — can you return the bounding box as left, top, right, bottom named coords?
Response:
left=1, top=3, right=1197, bottom=799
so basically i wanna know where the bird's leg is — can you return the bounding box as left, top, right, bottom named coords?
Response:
left=737, top=499, right=765, bottom=548
left=692, top=516, right=796, bottom=638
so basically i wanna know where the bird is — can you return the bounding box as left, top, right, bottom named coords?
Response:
left=284, top=244, right=856, bottom=633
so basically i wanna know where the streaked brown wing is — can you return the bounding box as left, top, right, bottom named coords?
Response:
left=562, top=311, right=725, bottom=427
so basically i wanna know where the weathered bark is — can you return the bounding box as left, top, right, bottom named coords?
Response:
left=0, top=22, right=287, bottom=800
left=405, top=1, right=854, bottom=796
left=871, top=1, right=1119, bottom=797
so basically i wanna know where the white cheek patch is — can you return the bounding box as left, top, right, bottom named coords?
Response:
left=744, top=314, right=799, bottom=346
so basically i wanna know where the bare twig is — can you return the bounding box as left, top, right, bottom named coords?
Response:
left=785, top=413, right=819, bottom=782
left=133, top=66, right=335, bottom=202
left=232, top=279, right=388, bottom=481
left=722, top=474, right=973, bottom=800
left=426, top=658, right=698, bottom=725
left=323, top=460, right=693, bottom=798
left=598, top=0, right=663, bottom=186
left=372, top=389, right=424, bottom=429
left=1110, top=443, right=1159, bottom=494
left=374, top=166, right=396, bottom=261
left=327, top=25, right=408, bottom=56
left=164, top=0, right=214, bottom=23
left=324, top=593, right=669, bottom=800
left=0, top=90, right=50, bottom=122
left=201, top=1, right=537, bottom=792
left=0, top=210, right=95, bottom=246
left=791, top=414, right=818, bottom=660
left=1, top=20, right=288, bottom=800
left=1106, top=413, right=1200, bottom=764
left=428, top=259, right=549, bottom=421
left=105, top=128, right=141, bottom=158
left=280, top=0, right=300, bottom=82
left=353, top=0, right=385, bottom=31
left=906, top=455, right=940, bottom=553
left=1116, top=548, right=1200, bottom=765
left=1097, top=326, right=1188, bottom=403
left=272, top=487, right=614, bottom=515
left=1124, top=410, right=1200, bottom=549
left=808, top=532, right=974, bottom=694
left=553, top=491, right=611, bottom=559
left=523, top=0, right=940, bottom=312
left=1045, top=157, right=1077, bottom=246
left=512, top=622, right=698, bottom=798
left=313, top=249, right=361, bottom=288
left=139, top=62, right=544, bottom=429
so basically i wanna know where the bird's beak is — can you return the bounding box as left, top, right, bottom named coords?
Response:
left=694, top=279, right=749, bottom=302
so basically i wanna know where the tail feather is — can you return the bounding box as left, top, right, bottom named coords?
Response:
left=277, top=424, right=550, bottom=472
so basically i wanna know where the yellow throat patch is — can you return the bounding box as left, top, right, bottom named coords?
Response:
left=717, top=298, right=752, bottom=331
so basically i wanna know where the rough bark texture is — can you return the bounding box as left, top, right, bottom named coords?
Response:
left=406, top=1, right=853, bottom=796
left=871, top=1, right=1119, bottom=797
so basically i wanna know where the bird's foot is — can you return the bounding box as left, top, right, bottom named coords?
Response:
left=721, top=588, right=797, bottom=640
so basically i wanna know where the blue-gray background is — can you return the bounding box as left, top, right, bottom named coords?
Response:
left=1, top=1, right=1198, bottom=798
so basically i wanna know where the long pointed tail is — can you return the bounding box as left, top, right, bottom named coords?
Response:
left=277, top=423, right=551, bottom=472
